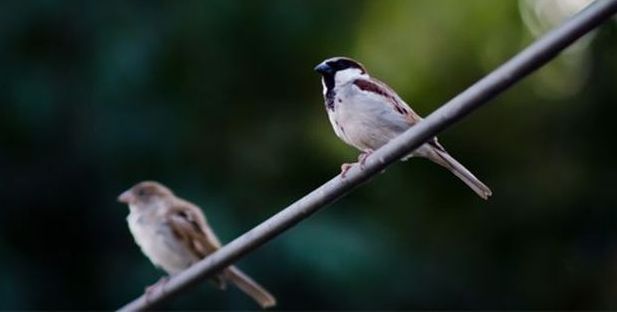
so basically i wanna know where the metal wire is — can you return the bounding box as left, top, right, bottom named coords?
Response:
left=118, top=1, right=617, bottom=310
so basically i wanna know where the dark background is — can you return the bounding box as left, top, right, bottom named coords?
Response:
left=1, top=0, right=617, bottom=309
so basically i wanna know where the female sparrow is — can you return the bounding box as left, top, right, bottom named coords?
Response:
left=118, top=181, right=276, bottom=308
left=314, top=57, right=492, bottom=199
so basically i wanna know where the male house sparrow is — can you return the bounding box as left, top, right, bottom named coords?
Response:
left=315, top=57, right=492, bottom=199
left=118, top=181, right=276, bottom=308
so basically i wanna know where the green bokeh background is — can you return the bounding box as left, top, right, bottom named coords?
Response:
left=1, top=1, right=617, bottom=309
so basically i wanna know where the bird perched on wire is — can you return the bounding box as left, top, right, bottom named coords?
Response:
left=118, top=181, right=276, bottom=309
left=314, top=56, right=492, bottom=199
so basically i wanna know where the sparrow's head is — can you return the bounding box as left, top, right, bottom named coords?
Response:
left=117, top=181, right=174, bottom=207
left=314, top=57, right=368, bottom=91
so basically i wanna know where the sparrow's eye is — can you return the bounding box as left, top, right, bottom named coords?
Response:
left=137, top=189, right=147, bottom=197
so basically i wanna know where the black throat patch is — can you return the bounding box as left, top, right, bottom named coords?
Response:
left=322, top=74, right=336, bottom=111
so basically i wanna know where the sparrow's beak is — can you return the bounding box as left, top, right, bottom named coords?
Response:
left=314, top=62, right=332, bottom=75
left=117, top=190, right=134, bottom=204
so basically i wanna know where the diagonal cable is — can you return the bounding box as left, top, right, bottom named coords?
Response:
left=118, top=1, right=617, bottom=310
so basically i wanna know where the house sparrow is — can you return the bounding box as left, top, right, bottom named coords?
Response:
left=315, top=57, right=492, bottom=199
left=118, top=181, right=276, bottom=309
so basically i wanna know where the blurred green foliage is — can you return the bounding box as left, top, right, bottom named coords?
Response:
left=1, top=0, right=617, bottom=309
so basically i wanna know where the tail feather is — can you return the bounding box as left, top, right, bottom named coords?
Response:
left=224, top=266, right=276, bottom=309
left=429, top=148, right=492, bottom=200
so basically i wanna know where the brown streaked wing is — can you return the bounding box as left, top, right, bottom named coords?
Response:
left=353, top=78, right=422, bottom=125
left=166, top=200, right=222, bottom=259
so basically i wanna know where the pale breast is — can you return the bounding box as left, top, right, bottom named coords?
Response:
left=127, top=211, right=198, bottom=275
left=329, top=83, right=411, bottom=151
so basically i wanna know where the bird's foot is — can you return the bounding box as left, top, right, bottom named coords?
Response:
left=341, top=150, right=374, bottom=177
left=340, top=163, right=354, bottom=178
left=145, top=276, right=169, bottom=303
left=358, top=150, right=374, bottom=169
